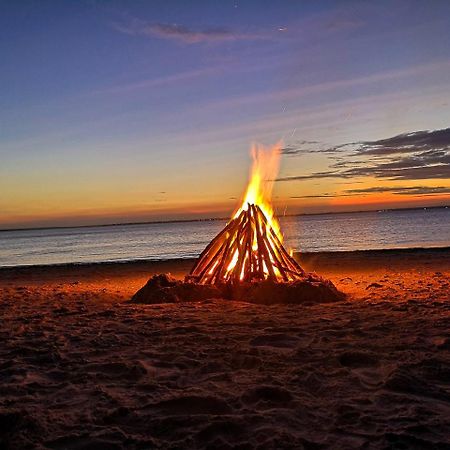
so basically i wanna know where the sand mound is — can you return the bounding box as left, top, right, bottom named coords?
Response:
left=130, top=274, right=221, bottom=304
left=131, top=273, right=345, bottom=305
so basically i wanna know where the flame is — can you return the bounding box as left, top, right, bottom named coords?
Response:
left=224, top=142, right=284, bottom=280
left=233, top=142, right=282, bottom=239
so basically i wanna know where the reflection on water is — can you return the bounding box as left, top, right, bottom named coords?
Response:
left=0, top=208, right=449, bottom=267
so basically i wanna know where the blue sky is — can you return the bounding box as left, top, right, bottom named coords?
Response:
left=1, top=0, right=450, bottom=228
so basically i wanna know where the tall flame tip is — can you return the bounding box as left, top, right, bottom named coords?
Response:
left=233, top=142, right=282, bottom=238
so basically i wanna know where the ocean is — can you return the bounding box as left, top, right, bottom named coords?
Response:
left=0, top=207, right=449, bottom=267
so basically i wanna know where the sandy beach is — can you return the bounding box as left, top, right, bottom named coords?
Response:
left=1, top=248, right=449, bottom=449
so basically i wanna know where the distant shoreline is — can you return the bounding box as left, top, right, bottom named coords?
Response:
left=1, top=245, right=449, bottom=271
left=1, top=204, right=448, bottom=233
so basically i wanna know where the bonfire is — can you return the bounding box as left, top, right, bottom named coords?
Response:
left=188, top=143, right=305, bottom=284
left=132, top=142, right=345, bottom=305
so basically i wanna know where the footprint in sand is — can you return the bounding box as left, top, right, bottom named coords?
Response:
left=241, top=385, right=293, bottom=409
left=249, top=333, right=299, bottom=349
left=338, top=351, right=379, bottom=368
left=338, top=351, right=385, bottom=389
left=83, top=361, right=147, bottom=381
left=148, top=395, right=232, bottom=415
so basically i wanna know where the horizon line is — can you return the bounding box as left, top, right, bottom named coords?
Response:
left=0, top=204, right=448, bottom=233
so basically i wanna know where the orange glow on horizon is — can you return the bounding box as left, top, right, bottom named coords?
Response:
left=330, top=192, right=450, bottom=208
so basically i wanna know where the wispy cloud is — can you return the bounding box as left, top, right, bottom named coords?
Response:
left=344, top=186, right=450, bottom=196
left=326, top=128, right=450, bottom=156
left=92, top=67, right=217, bottom=95
left=325, top=17, right=365, bottom=32
left=114, top=19, right=265, bottom=44
left=277, top=127, right=450, bottom=183
left=193, top=59, right=450, bottom=113
left=281, top=141, right=321, bottom=156
left=290, top=185, right=450, bottom=199
left=290, top=193, right=356, bottom=199
left=112, top=6, right=363, bottom=46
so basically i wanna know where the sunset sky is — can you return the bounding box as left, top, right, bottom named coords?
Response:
left=1, top=0, right=450, bottom=229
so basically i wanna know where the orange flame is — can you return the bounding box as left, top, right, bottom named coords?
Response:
left=233, top=142, right=283, bottom=240
left=226, top=142, right=284, bottom=279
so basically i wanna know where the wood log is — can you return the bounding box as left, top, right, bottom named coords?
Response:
left=255, top=208, right=301, bottom=281
left=196, top=238, right=228, bottom=282
left=211, top=209, right=249, bottom=282
left=234, top=218, right=252, bottom=282
left=269, top=234, right=300, bottom=275
left=212, top=237, right=235, bottom=283
left=190, top=210, right=246, bottom=280
left=190, top=203, right=306, bottom=284
left=189, top=210, right=245, bottom=277
left=248, top=205, right=260, bottom=278
left=251, top=204, right=270, bottom=279
left=254, top=205, right=305, bottom=275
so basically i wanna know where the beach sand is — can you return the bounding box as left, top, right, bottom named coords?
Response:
left=0, top=248, right=449, bottom=449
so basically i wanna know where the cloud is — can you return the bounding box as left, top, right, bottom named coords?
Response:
left=277, top=172, right=340, bottom=182
left=344, top=186, right=450, bottom=196
left=281, top=140, right=321, bottom=156
left=93, top=67, right=216, bottom=95
left=290, top=193, right=357, bottom=199
left=201, top=60, right=450, bottom=118
left=282, top=124, right=450, bottom=159
left=289, top=186, right=450, bottom=199
left=114, top=20, right=264, bottom=44
left=277, top=127, right=450, bottom=182
left=325, top=18, right=365, bottom=32
left=326, top=127, right=450, bottom=156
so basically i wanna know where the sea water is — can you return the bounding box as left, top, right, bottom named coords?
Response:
left=0, top=207, right=449, bottom=267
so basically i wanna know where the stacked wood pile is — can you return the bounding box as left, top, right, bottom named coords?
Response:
left=188, top=204, right=305, bottom=284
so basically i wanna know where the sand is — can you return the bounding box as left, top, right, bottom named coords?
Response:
left=0, top=248, right=449, bottom=449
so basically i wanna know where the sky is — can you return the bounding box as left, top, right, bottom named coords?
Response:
left=1, top=0, right=450, bottom=229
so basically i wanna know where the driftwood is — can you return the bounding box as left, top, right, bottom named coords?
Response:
left=187, top=204, right=305, bottom=284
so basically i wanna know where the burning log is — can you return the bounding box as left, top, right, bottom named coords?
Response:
left=187, top=203, right=305, bottom=284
